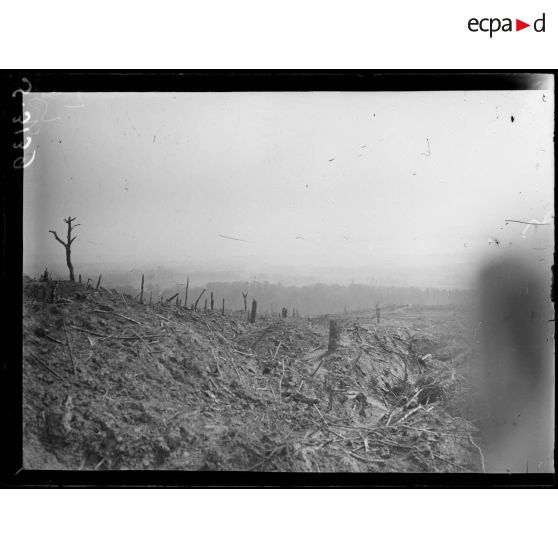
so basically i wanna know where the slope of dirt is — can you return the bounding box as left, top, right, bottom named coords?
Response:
left=22, top=277, right=481, bottom=472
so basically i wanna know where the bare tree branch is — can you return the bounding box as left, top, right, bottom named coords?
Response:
left=49, top=230, right=67, bottom=247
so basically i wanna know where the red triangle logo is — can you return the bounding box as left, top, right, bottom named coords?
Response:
left=516, top=19, right=530, bottom=31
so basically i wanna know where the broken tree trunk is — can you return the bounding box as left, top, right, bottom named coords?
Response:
left=194, top=288, right=206, bottom=311
left=328, top=319, right=340, bottom=352
left=78, top=274, right=81, bottom=284
left=166, top=292, right=179, bottom=303
left=140, top=274, right=145, bottom=304
left=210, top=291, right=214, bottom=311
left=149, top=291, right=152, bottom=305
left=204, top=299, right=207, bottom=313
left=242, top=292, right=248, bottom=312
left=250, top=299, right=257, bottom=324
left=222, top=298, right=225, bottom=315
left=96, top=275, right=102, bottom=290
left=184, top=277, right=189, bottom=308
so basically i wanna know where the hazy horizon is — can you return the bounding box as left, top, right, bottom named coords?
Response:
left=23, top=89, right=554, bottom=290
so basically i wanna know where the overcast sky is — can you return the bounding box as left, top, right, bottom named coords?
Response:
left=23, top=88, right=554, bottom=287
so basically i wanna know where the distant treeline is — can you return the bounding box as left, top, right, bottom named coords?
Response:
left=150, top=281, right=472, bottom=316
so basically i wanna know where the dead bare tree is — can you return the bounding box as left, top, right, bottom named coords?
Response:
left=49, top=216, right=80, bottom=281
left=242, top=292, right=248, bottom=312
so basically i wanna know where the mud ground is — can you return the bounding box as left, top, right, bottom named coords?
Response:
left=22, top=277, right=481, bottom=472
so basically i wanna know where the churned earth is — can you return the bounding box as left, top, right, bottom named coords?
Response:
left=22, top=277, right=481, bottom=472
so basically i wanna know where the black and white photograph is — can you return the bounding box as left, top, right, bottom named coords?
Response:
left=9, top=73, right=555, bottom=480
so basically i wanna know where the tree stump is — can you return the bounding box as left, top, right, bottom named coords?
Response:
left=250, top=300, right=257, bottom=324
left=328, top=319, right=340, bottom=352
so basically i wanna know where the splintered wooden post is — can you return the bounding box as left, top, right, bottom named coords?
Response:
left=250, top=299, right=257, bottom=324
left=210, top=291, right=214, bottom=311
left=204, top=299, right=207, bottom=313
left=140, top=274, right=145, bottom=304
left=328, top=319, right=340, bottom=352
left=184, top=277, right=189, bottom=308
left=96, top=274, right=102, bottom=290
left=78, top=274, right=81, bottom=284
left=194, top=288, right=206, bottom=311
left=222, top=298, right=225, bottom=315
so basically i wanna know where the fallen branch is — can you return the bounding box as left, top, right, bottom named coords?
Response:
left=68, top=325, right=163, bottom=340
left=62, top=318, right=77, bottom=375
left=310, top=358, right=325, bottom=378
left=93, top=309, right=144, bottom=325
left=211, top=349, right=223, bottom=379
left=278, top=358, right=285, bottom=401
left=166, top=292, right=179, bottom=303
left=273, top=341, right=282, bottom=359
left=393, top=405, right=423, bottom=426
left=151, top=312, right=182, bottom=326
left=134, top=331, right=154, bottom=357
left=29, top=353, right=65, bottom=380
left=44, top=333, right=64, bottom=345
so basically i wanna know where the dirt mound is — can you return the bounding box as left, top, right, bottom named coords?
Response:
left=22, top=276, right=481, bottom=472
